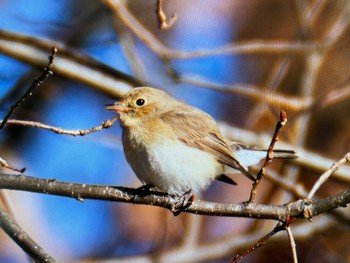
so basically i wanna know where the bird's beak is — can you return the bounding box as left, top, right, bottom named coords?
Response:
left=104, top=102, right=128, bottom=112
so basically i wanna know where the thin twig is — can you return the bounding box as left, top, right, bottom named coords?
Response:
left=0, top=116, right=119, bottom=136
left=117, top=216, right=337, bottom=263
left=0, top=206, right=56, bottom=262
left=232, top=215, right=296, bottom=262
left=0, top=157, right=25, bottom=173
left=285, top=226, right=298, bottom=263
left=284, top=1, right=350, bottom=211
left=157, top=0, right=177, bottom=30
left=219, top=123, right=350, bottom=184
left=0, top=47, right=57, bottom=131
left=248, top=110, right=288, bottom=202
left=307, top=152, right=350, bottom=199
left=231, top=222, right=286, bottom=262
left=102, top=0, right=321, bottom=59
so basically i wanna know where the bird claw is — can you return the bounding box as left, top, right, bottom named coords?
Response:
left=170, top=190, right=194, bottom=216
left=135, top=184, right=155, bottom=195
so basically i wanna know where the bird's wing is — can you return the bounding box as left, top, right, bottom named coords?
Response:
left=159, top=105, right=254, bottom=181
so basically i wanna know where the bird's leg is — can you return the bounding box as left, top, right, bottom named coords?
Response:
left=136, top=184, right=154, bottom=192
left=170, top=190, right=194, bottom=216
left=134, top=184, right=155, bottom=197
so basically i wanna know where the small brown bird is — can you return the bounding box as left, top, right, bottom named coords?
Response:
left=106, top=87, right=296, bottom=196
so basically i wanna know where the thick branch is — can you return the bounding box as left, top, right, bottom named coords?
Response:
left=0, top=30, right=142, bottom=98
left=0, top=206, right=56, bottom=262
left=0, top=174, right=348, bottom=221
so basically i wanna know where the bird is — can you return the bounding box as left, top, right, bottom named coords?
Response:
left=105, top=87, right=296, bottom=198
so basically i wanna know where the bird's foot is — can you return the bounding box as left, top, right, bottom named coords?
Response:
left=170, top=190, right=194, bottom=216
left=135, top=184, right=154, bottom=194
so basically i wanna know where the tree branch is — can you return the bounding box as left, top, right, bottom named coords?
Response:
left=0, top=174, right=348, bottom=221
left=0, top=47, right=57, bottom=131
left=0, top=30, right=142, bottom=98
left=231, top=221, right=287, bottom=262
left=156, top=0, right=177, bottom=30
left=102, top=0, right=321, bottom=60
left=248, top=110, right=288, bottom=202
left=0, top=157, right=25, bottom=173
left=285, top=226, right=298, bottom=263
left=307, top=152, right=350, bottom=199
left=1, top=117, right=119, bottom=136
left=0, top=206, right=56, bottom=262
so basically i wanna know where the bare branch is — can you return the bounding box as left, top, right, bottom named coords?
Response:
left=0, top=174, right=348, bottom=221
left=249, top=110, right=288, bottom=202
left=0, top=116, right=119, bottom=136
left=0, top=206, right=56, bottom=262
left=110, top=215, right=338, bottom=263
left=0, top=47, right=57, bottom=130
left=102, top=0, right=321, bottom=60
left=219, top=123, right=350, bottom=184
left=0, top=30, right=142, bottom=97
left=0, top=157, right=25, bottom=173
left=285, top=226, right=298, bottom=263
left=307, top=152, right=350, bottom=199
left=157, top=0, right=177, bottom=30
left=231, top=222, right=286, bottom=262
left=232, top=214, right=297, bottom=262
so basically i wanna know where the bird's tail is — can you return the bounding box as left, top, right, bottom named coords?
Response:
left=229, top=142, right=297, bottom=169
left=270, top=149, right=298, bottom=159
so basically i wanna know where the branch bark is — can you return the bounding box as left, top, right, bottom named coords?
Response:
left=0, top=206, right=56, bottom=262
left=0, top=174, right=348, bottom=221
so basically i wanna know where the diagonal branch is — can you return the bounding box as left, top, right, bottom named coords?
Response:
left=307, top=152, right=350, bottom=199
left=248, top=110, right=288, bottom=202
left=102, top=0, right=321, bottom=60
left=231, top=222, right=286, bottom=262
left=232, top=215, right=297, bottom=262
left=0, top=30, right=142, bottom=97
left=0, top=206, right=56, bottom=262
left=0, top=47, right=57, bottom=130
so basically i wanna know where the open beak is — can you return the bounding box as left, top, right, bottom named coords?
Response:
left=104, top=102, right=128, bottom=113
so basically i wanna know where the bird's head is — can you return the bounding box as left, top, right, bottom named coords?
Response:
left=105, top=87, right=177, bottom=128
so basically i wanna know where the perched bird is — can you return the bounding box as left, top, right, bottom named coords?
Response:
left=105, top=87, right=296, bottom=197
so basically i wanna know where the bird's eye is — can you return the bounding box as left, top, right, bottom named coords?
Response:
left=136, top=98, right=145, bottom=106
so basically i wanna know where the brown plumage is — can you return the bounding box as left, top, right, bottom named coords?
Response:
left=106, top=87, right=296, bottom=195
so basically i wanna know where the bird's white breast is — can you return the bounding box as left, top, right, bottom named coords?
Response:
left=123, top=134, right=223, bottom=195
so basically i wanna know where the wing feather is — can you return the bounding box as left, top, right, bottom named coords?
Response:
left=159, top=105, right=242, bottom=171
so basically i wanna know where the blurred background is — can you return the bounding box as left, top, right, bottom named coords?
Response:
left=0, top=0, right=349, bottom=262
